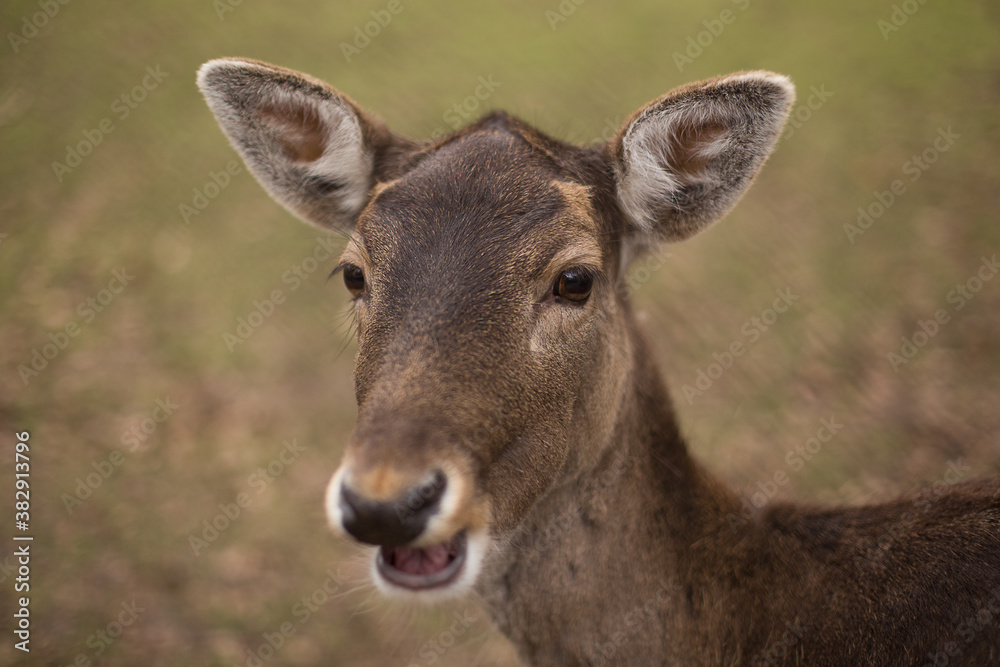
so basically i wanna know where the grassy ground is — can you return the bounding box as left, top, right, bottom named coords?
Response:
left=1, top=0, right=999, bottom=665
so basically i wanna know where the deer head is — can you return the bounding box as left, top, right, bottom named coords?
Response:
left=198, top=58, right=793, bottom=600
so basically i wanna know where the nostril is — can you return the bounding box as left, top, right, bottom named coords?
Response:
left=338, top=470, right=448, bottom=547
left=338, top=489, right=358, bottom=526
left=403, top=470, right=447, bottom=517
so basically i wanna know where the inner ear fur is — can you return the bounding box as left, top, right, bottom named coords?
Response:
left=197, top=58, right=417, bottom=231
left=610, top=71, right=795, bottom=244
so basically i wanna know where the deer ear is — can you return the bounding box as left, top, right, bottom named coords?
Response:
left=610, top=71, right=794, bottom=243
left=197, top=58, right=404, bottom=231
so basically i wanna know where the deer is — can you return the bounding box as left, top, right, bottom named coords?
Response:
left=198, top=58, right=1000, bottom=666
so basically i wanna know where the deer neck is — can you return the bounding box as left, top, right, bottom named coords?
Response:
left=476, top=318, right=741, bottom=663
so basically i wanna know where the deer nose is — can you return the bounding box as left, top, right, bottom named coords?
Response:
left=338, top=470, right=448, bottom=547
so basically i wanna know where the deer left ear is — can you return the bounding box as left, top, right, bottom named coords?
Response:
left=610, top=71, right=795, bottom=243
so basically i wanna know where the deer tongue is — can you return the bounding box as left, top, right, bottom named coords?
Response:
left=392, top=542, right=453, bottom=575
left=377, top=531, right=467, bottom=589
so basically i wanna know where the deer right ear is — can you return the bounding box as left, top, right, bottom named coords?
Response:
left=610, top=71, right=794, bottom=244
left=197, top=58, right=403, bottom=231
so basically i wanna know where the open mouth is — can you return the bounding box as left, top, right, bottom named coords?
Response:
left=376, top=531, right=467, bottom=590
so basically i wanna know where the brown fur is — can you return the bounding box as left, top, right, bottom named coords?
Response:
left=199, top=59, right=1000, bottom=666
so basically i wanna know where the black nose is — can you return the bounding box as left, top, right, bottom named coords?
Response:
left=339, top=471, right=448, bottom=547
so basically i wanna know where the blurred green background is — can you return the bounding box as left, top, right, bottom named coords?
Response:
left=2, top=0, right=999, bottom=664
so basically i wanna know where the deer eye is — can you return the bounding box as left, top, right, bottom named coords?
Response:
left=342, top=264, right=365, bottom=297
left=554, top=268, right=594, bottom=303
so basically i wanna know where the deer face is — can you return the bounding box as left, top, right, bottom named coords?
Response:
left=199, top=59, right=793, bottom=599
left=326, top=130, right=629, bottom=597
